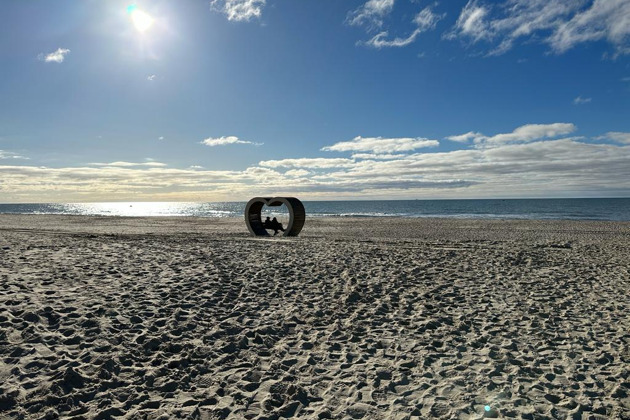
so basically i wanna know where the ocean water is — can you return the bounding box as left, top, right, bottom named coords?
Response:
left=0, top=198, right=628, bottom=221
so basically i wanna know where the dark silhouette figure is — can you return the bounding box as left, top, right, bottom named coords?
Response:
left=270, top=217, right=285, bottom=236
left=262, top=216, right=285, bottom=236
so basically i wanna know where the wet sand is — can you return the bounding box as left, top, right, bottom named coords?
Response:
left=1, top=215, right=629, bottom=419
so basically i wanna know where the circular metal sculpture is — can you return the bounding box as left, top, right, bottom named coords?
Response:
left=245, top=197, right=305, bottom=237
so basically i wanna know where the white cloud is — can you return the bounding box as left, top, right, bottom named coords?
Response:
left=201, top=136, right=261, bottom=147
left=448, top=123, right=577, bottom=147
left=323, top=136, right=439, bottom=154
left=189, top=165, right=204, bottom=169
left=147, top=75, right=156, bottom=81
left=351, top=153, right=407, bottom=160
left=2, top=123, right=629, bottom=201
left=89, top=161, right=167, bottom=167
left=210, top=0, right=265, bottom=22
left=447, top=0, right=630, bottom=56
left=158, top=136, right=165, bottom=140
left=347, top=0, right=395, bottom=28
left=0, top=164, right=264, bottom=202
left=446, top=131, right=485, bottom=143
left=38, top=48, right=71, bottom=63
left=0, top=150, right=29, bottom=160
left=259, top=158, right=355, bottom=169
left=485, top=123, right=576, bottom=144
left=284, top=169, right=310, bottom=177
left=365, top=29, right=421, bottom=48
left=445, top=1, right=490, bottom=43
left=597, top=132, right=630, bottom=144
left=414, top=7, right=444, bottom=31
left=549, top=0, right=630, bottom=55
left=328, top=139, right=630, bottom=195
left=573, top=96, right=592, bottom=105
left=363, top=6, right=444, bottom=48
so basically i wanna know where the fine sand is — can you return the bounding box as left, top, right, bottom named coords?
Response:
left=0, top=215, right=629, bottom=419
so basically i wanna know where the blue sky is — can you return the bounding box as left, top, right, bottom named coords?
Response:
left=0, top=0, right=629, bottom=202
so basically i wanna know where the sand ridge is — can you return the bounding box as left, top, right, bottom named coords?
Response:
left=0, top=215, right=629, bottom=419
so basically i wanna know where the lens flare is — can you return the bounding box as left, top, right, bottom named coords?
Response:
left=484, top=405, right=491, bottom=412
left=127, top=4, right=154, bottom=32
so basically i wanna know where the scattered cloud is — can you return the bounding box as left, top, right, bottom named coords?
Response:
left=483, top=123, right=577, bottom=144
left=351, top=153, right=408, bottom=160
left=284, top=169, right=310, bottom=177
left=210, top=0, right=266, bottom=22
left=147, top=75, right=157, bottom=81
left=158, top=136, right=165, bottom=140
left=0, top=164, right=258, bottom=202
left=364, top=29, right=420, bottom=48
left=446, top=0, right=630, bottom=56
left=549, top=0, right=630, bottom=56
left=89, top=161, right=168, bottom=167
left=446, top=131, right=485, bottom=143
left=597, top=132, right=630, bottom=144
left=448, top=123, right=577, bottom=147
left=347, top=0, right=395, bottom=29
left=414, top=7, right=445, bottom=32
left=445, top=1, right=490, bottom=43
left=0, top=150, right=29, bottom=160
left=38, top=48, right=71, bottom=63
left=201, top=136, right=262, bottom=147
left=259, top=158, right=355, bottom=169
left=573, top=96, right=592, bottom=105
left=362, top=6, right=445, bottom=48
left=322, top=136, right=439, bottom=153
left=2, top=124, right=629, bottom=201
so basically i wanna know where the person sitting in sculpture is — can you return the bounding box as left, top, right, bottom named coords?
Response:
left=269, top=217, right=285, bottom=236
left=261, top=216, right=284, bottom=235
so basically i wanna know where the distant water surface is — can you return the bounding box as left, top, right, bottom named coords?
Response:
left=0, top=198, right=629, bottom=221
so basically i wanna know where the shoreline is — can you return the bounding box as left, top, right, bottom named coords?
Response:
left=1, top=197, right=629, bottom=223
left=2, top=214, right=630, bottom=244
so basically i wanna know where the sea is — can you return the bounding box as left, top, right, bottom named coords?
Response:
left=0, top=198, right=629, bottom=221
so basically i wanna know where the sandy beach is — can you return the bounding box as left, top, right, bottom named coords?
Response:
left=0, top=215, right=629, bottom=419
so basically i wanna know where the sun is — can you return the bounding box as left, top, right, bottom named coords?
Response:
left=127, top=4, right=154, bottom=33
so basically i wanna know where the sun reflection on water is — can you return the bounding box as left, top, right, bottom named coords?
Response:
left=62, top=202, right=241, bottom=217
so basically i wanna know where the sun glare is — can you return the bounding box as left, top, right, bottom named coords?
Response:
left=127, top=4, right=154, bottom=32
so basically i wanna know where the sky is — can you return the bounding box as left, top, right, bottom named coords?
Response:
left=0, top=0, right=629, bottom=203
